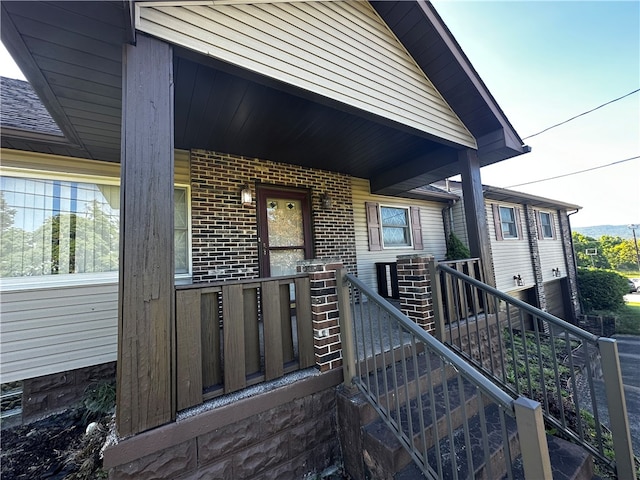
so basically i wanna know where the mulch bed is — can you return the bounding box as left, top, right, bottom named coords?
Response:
left=1, top=408, right=110, bottom=480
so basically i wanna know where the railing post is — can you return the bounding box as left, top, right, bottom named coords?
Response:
left=427, top=257, right=446, bottom=342
left=514, top=397, right=553, bottom=480
left=337, top=268, right=356, bottom=388
left=598, top=338, right=635, bottom=479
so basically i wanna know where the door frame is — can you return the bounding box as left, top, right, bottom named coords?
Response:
left=256, top=184, right=314, bottom=277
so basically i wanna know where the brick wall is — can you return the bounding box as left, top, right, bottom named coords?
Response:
left=396, top=254, right=435, bottom=333
left=523, top=204, right=547, bottom=311
left=190, top=150, right=356, bottom=283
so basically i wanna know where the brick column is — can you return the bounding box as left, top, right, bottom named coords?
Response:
left=396, top=254, right=435, bottom=333
left=523, top=204, right=547, bottom=311
left=558, top=210, right=581, bottom=318
left=298, top=260, right=343, bottom=372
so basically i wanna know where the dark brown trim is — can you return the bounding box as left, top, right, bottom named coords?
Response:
left=103, top=369, right=343, bottom=468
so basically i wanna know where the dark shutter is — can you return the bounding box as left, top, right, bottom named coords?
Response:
left=515, top=207, right=523, bottom=239
left=535, top=210, right=543, bottom=240
left=492, top=204, right=503, bottom=241
left=410, top=206, right=423, bottom=250
left=365, top=202, right=382, bottom=251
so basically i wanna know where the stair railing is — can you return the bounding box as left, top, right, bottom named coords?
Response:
left=431, top=261, right=635, bottom=479
left=338, top=269, right=552, bottom=480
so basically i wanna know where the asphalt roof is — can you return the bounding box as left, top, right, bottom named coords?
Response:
left=1, top=76, right=63, bottom=137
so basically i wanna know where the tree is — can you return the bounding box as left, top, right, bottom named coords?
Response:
left=572, top=232, right=609, bottom=268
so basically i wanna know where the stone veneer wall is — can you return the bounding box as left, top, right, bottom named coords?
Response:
left=106, top=372, right=342, bottom=479
left=523, top=204, right=547, bottom=312
left=558, top=210, right=581, bottom=318
left=21, top=362, right=116, bottom=424
left=190, top=150, right=357, bottom=282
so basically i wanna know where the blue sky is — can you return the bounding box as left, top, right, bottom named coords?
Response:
left=432, top=0, right=640, bottom=227
left=1, top=1, right=638, bottom=228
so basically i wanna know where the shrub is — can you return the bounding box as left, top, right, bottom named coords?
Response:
left=577, top=268, right=628, bottom=312
left=445, top=233, right=471, bottom=261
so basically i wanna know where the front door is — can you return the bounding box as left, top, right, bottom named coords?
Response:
left=257, top=186, right=313, bottom=277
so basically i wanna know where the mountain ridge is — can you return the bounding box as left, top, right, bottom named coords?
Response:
left=573, top=224, right=637, bottom=240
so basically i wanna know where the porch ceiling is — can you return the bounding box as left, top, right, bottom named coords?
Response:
left=1, top=0, right=528, bottom=192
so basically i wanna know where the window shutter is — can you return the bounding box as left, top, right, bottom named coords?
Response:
left=492, top=204, right=503, bottom=241
left=410, top=206, right=423, bottom=250
left=535, top=210, right=543, bottom=240
left=550, top=213, right=557, bottom=239
left=365, top=202, right=382, bottom=251
left=515, top=207, right=523, bottom=239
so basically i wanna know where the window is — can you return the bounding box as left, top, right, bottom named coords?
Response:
left=380, top=206, right=411, bottom=247
left=538, top=212, right=554, bottom=239
left=0, top=174, right=190, bottom=281
left=498, top=206, right=518, bottom=239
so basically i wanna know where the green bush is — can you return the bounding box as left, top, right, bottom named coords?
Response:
left=445, top=233, right=471, bottom=261
left=577, top=268, right=628, bottom=312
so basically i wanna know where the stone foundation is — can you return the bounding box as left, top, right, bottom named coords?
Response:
left=21, top=362, right=116, bottom=424
left=105, top=370, right=343, bottom=479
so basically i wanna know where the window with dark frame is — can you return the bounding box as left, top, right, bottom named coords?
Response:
left=498, top=206, right=518, bottom=239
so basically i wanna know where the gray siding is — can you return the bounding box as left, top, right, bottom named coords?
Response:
left=136, top=1, right=476, bottom=148
left=537, top=212, right=567, bottom=281
left=352, top=177, right=447, bottom=293
left=0, top=282, right=118, bottom=382
left=487, top=202, right=534, bottom=292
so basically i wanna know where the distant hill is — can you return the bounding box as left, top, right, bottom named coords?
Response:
left=573, top=225, right=636, bottom=240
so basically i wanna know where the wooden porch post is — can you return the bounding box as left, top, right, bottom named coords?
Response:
left=459, top=149, right=496, bottom=287
left=117, top=34, right=175, bottom=437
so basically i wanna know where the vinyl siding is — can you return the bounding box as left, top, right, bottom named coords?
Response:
left=537, top=212, right=567, bottom=282
left=352, top=177, right=447, bottom=293
left=136, top=1, right=476, bottom=148
left=487, top=202, right=534, bottom=292
left=0, top=282, right=118, bottom=382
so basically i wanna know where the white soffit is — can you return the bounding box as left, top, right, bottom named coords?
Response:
left=136, top=1, right=477, bottom=148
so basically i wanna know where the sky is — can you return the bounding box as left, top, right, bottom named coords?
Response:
left=1, top=1, right=638, bottom=228
left=431, top=0, right=640, bottom=228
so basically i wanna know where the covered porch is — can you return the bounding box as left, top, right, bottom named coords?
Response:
left=1, top=2, right=531, bottom=473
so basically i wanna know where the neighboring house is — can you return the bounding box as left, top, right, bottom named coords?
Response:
left=435, top=179, right=582, bottom=320
left=0, top=1, right=533, bottom=477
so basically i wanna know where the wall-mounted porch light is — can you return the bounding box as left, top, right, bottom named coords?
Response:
left=552, top=268, right=561, bottom=278
left=320, top=192, right=332, bottom=209
left=240, top=184, right=252, bottom=206
left=513, top=274, right=524, bottom=287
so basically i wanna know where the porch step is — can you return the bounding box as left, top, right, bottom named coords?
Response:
left=395, top=432, right=593, bottom=480
left=362, top=375, right=485, bottom=474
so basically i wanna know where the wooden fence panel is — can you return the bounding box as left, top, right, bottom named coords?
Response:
left=176, top=289, right=203, bottom=410
left=295, top=277, right=315, bottom=368
left=201, top=292, right=221, bottom=389
left=263, top=281, right=284, bottom=380
left=223, top=284, right=245, bottom=393
left=243, top=288, right=260, bottom=376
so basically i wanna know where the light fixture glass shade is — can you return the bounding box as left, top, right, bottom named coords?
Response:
left=241, top=185, right=252, bottom=206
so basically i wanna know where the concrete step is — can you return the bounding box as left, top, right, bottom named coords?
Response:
left=362, top=375, right=486, bottom=475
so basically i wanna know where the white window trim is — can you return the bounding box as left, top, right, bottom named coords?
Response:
left=0, top=167, right=193, bottom=290
left=379, top=204, right=413, bottom=249
left=538, top=211, right=554, bottom=239
left=498, top=206, right=519, bottom=240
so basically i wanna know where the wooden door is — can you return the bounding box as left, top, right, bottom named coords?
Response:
left=257, top=186, right=313, bottom=277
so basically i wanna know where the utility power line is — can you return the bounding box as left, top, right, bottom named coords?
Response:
left=522, top=88, right=640, bottom=140
left=505, top=155, right=640, bottom=188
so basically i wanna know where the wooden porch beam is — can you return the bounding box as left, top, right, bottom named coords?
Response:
left=117, top=34, right=175, bottom=437
left=459, top=149, right=496, bottom=287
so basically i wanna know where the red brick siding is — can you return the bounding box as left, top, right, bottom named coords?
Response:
left=190, top=150, right=356, bottom=283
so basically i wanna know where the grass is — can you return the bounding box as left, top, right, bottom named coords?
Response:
left=615, top=304, right=640, bottom=335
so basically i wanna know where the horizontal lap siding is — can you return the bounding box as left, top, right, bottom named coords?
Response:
left=487, top=202, right=534, bottom=292
left=538, top=213, right=566, bottom=282
left=136, top=1, right=475, bottom=148
left=352, top=177, right=446, bottom=292
left=0, top=283, right=118, bottom=382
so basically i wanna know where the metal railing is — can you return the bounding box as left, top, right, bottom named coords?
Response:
left=338, top=269, right=552, bottom=480
left=432, top=261, right=635, bottom=478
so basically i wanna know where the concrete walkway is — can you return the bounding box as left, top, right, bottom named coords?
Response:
left=612, top=334, right=640, bottom=456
